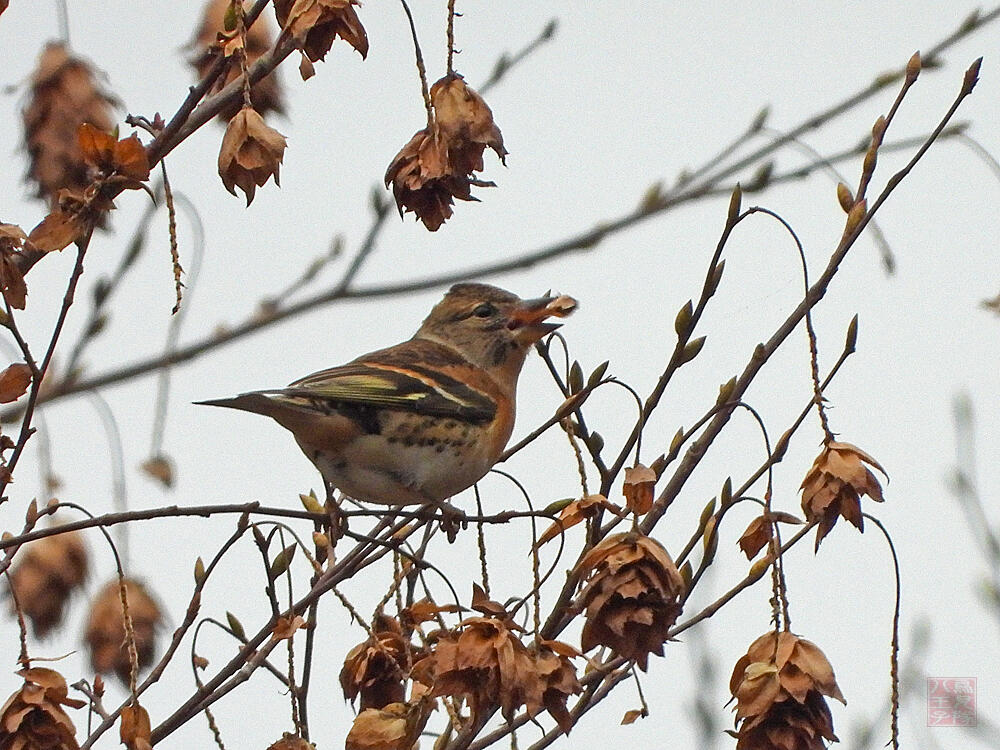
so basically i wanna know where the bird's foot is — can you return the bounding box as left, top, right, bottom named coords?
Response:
left=434, top=500, right=468, bottom=543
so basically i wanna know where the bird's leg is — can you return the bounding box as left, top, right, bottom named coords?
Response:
left=323, top=479, right=338, bottom=506
left=324, top=480, right=347, bottom=542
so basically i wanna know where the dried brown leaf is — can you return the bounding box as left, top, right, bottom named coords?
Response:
left=0, top=223, right=28, bottom=309
left=0, top=363, right=32, bottom=403
left=737, top=515, right=772, bottom=560
left=729, top=629, right=846, bottom=744
left=623, top=464, right=656, bottom=515
left=412, top=617, right=578, bottom=729
left=385, top=75, right=506, bottom=231
left=110, top=134, right=151, bottom=182
left=470, top=582, right=508, bottom=619
left=576, top=533, right=684, bottom=670
left=271, top=614, right=306, bottom=641
left=621, top=708, right=646, bottom=725
left=77, top=123, right=116, bottom=169
left=401, top=597, right=462, bottom=627
left=120, top=702, right=152, bottom=750
left=431, top=74, right=507, bottom=169
left=384, top=127, right=457, bottom=231
left=340, top=628, right=409, bottom=710
left=27, top=208, right=87, bottom=253
left=299, top=53, right=316, bottom=80
left=140, top=454, right=174, bottom=488
left=537, top=639, right=583, bottom=659
left=535, top=494, right=618, bottom=548
left=0, top=667, right=82, bottom=750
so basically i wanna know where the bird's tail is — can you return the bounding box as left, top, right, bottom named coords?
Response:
left=195, top=392, right=283, bottom=418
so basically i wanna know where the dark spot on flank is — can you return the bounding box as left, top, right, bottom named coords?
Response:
left=335, top=402, right=381, bottom=434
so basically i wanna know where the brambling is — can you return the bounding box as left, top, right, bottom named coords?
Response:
left=198, top=283, right=576, bottom=507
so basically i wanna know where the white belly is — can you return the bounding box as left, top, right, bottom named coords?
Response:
left=309, top=435, right=492, bottom=506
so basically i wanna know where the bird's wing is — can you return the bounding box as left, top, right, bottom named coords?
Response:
left=279, top=360, right=497, bottom=423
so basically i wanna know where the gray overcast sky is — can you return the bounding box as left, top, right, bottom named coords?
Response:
left=1, top=3, right=998, bottom=748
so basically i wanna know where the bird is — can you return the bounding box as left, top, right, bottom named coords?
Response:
left=197, top=283, right=577, bottom=508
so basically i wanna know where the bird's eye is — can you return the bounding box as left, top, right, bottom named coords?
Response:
left=472, top=303, right=496, bottom=318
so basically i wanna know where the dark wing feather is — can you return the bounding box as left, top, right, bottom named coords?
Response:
left=281, top=357, right=496, bottom=423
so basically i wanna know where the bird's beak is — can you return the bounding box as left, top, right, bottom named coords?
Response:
left=508, top=294, right=578, bottom=344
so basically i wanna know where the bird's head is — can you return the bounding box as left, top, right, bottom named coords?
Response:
left=416, top=282, right=577, bottom=380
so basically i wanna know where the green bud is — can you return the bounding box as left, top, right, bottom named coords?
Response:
left=674, top=300, right=694, bottom=338
left=680, top=336, right=706, bottom=364
left=226, top=611, right=247, bottom=640
left=568, top=361, right=584, bottom=394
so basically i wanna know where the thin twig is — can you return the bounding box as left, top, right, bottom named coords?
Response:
left=0, top=236, right=91, bottom=496
left=745, top=205, right=832, bottom=441
left=400, top=0, right=434, bottom=121
left=3, top=568, right=31, bottom=667
left=0, top=502, right=556, bottom=553
left=162, top=161, right=184, bottom=315
left=87, top=392, right=129, bottom=563
left=148, top=190, right=205, bottom=463
left=865, top=514, right=902, bottom=750
left=56, top=0, right=71, bottom=45
left=234, top=0, right=254, bottom=109
left=446, top=0, right=457, bottom=74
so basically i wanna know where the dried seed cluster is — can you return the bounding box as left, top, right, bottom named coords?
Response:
left=273, top=0, right=368, bottom=62
left=576, top=532, right=685, bottom=670
left=344, top=698, right=432, bottom=750
left=23, top=43, right=117, bottom=207
left=267, top=733, right=316, bottom=750
left=217, top=108, right=287, bottom=205
left=84, top=579, right=162, bottom=683
left=385, top=74, right=507, bottom=231
left=0, top=667, right=84, bottom=750
left=729, top=631, right=846, bottom=750
left=340, top=617, right=410, bottom=711
left=801, top=441, right=886, bottom=549
left=6, top=532, right=88, bottom=638
left=411, top=617, right=581, bottom=733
